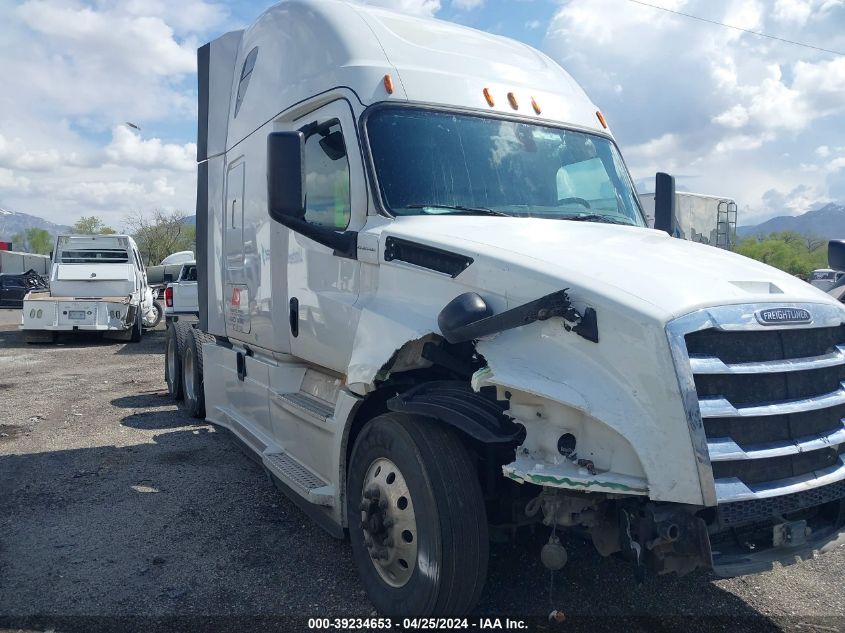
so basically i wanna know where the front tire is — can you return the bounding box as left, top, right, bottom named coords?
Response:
left=347, top=413, right=488, bottom=617
left=143, top=302, right=163, bottom=330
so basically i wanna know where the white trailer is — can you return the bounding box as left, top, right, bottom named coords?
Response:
left=21, top=234, right=159, bottom=343
left=169, top=0, right=845, bottom=616
left=639, top=189, right=738, bottom=249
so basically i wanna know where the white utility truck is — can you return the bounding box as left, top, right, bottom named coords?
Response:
left=22, top=234, right=158, bottom=343
left=639, top=184, right=738, bottom=250
left=168, top=0, right=845, bottom=616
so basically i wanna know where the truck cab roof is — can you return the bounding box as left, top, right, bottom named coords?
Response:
left=203, top=0, right=605, bottom=159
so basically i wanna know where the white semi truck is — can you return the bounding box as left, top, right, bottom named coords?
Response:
left=167, top=0, right=845, bottom=616
left=21, top=234, right=159, bottom=343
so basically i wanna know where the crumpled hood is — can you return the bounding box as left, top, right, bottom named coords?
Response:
left=381, top=216, right=839, bottom=322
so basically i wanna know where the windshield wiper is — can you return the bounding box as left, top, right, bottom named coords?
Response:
left=565, top=214, right=630, bottom=225
left=405, top=204, right=510, bottom=217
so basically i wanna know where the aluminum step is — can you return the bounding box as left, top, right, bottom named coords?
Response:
left=262, top=451, right=334, bottom=507
left=274, top=391, right=335, bottom=423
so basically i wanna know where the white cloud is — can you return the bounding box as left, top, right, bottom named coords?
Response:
left=773, top=0, right=812, bottom=24
left=105, top=127, right=196, bottom=172
left=0, top=168, right=31, bottom=192
left=452, top=0, right=484, bottom=10
left=543, top=0, right=845, bottom=221
left=713, top=104, right=749, bottom=128
left=16, top=1, right=197, bottom=77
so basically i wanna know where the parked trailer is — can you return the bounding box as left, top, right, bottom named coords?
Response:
left=639, top=188, right=738, bottom=250
left=168, top=0, right=845, bottom=617
left=20, top=234, right=160, bottom=343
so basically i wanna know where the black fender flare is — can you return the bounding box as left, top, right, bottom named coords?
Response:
left=386, top=381, right=523, bottom=444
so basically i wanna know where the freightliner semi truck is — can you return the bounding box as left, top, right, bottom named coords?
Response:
left=168, top=0, right=845, bottom=616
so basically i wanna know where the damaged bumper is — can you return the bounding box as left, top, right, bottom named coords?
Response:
left=21, top=296, right=135, bottom=331
left=503, top=454, right=648, bottom=495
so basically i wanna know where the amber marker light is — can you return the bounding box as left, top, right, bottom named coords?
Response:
left=483, top=88, right=495, bottom=107
left=507, top=92, right=519, bottom=110
left=383, top=74, right=394, bottom=95
left=531, top=97, right=541, bottom=115
left=596, top=110, right=608, bottom=129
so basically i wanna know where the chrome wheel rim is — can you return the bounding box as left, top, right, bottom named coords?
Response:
left=183, top=347, right=195, bottom=402
left=359, top=457, right=418, bottom=588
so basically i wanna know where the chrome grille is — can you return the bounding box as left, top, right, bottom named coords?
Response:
left=667, top=303, right=845, bottom=508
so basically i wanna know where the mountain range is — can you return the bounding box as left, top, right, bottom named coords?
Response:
left=0, top=206, right=71, bottom=243
left=738, top=202, right=845, bottom=241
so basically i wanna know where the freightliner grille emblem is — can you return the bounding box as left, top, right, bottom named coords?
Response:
left=755, top=307, right=813, bottom=326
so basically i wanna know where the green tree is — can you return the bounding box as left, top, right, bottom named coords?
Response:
left=72, top=216, right=116, bottom=235
left=735, top=231, right=829, bottom=279
left=123, top=209, right=195, bottom=265
left=25, top=228, right=52, bottom=255
left=9, top=228, right=52, bottom=254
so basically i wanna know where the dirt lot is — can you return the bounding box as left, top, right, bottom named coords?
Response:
left=1, top=307, right=844, bottom=632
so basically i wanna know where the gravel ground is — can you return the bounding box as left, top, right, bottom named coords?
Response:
left=1, top=307, right=844, bottom=632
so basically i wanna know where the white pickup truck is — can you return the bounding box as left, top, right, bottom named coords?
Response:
left=21, top=234, right=159, bottom=343
left=164, top=261, right=199, bottom=324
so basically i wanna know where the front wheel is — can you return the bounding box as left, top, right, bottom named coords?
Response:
left=347, top=413, right=489, bottom=617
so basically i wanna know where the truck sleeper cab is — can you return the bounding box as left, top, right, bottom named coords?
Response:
left=184, top=0, right=845, bottom=616
left=21, top=234, right=157, bottom=343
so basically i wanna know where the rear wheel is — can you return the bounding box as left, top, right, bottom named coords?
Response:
left=347, top=413, right=489, bottom=617
left=164, top=324, right=183, bottom=400
left=180, top=330, right=205, bottom=418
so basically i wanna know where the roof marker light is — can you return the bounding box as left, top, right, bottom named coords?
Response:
left=596, top=110, right=608, bottom=129
left=383, top=74, right=394, bottom=95
left=483, top=88, right=495, bottom=107
left=531, top=97, right=541, bottom=115
left=507, top=92, right=518, bottom=110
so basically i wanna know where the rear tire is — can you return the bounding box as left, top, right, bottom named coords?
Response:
left=347, top=413, right=489, bottom=617
left=164, top=324, right=183, bottom=400
left=180, top=329, right=205, bottom=419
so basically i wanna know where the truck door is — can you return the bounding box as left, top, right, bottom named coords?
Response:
left=286, top=100, right=364, bottom=372
left=224, top=160, right=248, bottom=334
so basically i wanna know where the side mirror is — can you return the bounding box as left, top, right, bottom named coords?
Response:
left=653, top=172, right=675, bottom=235
left=267, top=131, right=305, bottom=223
left=830, top=240, right=845, bottom=272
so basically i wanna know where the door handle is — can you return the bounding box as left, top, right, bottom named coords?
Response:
left=289, top=297, right=299, bottom=338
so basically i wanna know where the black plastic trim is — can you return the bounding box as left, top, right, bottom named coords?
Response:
left=384, top=237, right=473, bottom=277
left=196, top=160, right=209, bottom=332
left=196, top=44, right=210, bottom=162
left=439, top=289, right=599, bottom=344
left=387, top=381, right=522, bottom=444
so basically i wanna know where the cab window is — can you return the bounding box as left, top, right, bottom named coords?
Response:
left=304, top=122, right=350, bottom=230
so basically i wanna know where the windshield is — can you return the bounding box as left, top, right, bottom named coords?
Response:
left=366, top=108, right=645, bottom=226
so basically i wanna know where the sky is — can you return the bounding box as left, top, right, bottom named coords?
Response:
left=0, top=0, right=843, bottom=229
